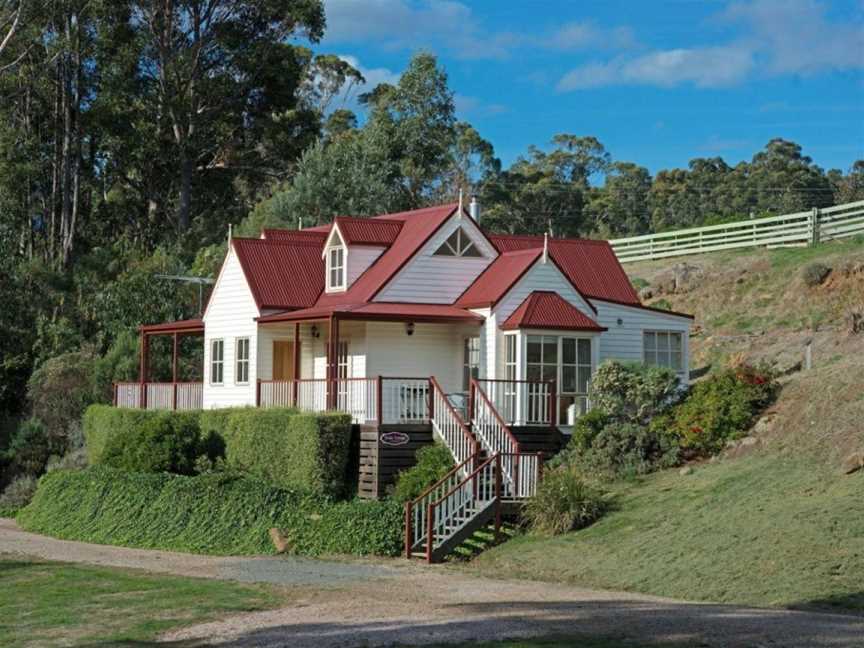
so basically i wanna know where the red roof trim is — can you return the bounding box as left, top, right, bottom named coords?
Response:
left=455, top=248, right=541, bottom=308
left=139, top=318, right=205, bottom=334
left=591, top=297, right=695, bottom=320
left=500, top=292, right=605, bottom=332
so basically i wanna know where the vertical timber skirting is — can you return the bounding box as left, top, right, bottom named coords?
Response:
left=357, top=423, right=434, bottom=499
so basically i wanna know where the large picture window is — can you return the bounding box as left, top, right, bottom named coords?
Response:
left=235, top=337, right=250, bottom=384
left=526, top=334, right=593, bottom=424
left=210, top=339, right=224, bottom=385
left=644, top=330, right=684, bottom=372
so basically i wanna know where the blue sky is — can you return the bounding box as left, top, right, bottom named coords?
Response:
left=318, top=0, right=864, bottom=175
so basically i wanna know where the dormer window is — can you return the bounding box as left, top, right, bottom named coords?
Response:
left=434, top=227, right=482, bottom=258
left=325, top=229, right=346, bottom=292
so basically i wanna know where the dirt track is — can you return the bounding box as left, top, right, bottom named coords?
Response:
left=2, top=518, right=863, bottom=648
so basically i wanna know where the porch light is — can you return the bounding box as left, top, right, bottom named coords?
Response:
left=617, top=318, right=623, bottom=326
left=405, top=322, right=415, bottom=336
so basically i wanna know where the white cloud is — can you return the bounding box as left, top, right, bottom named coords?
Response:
left=548, top=22, right=636, bottom=51
left=556, top=0, right=863, bottom=91
left=454, top=94, right=510, bottom=117
left=557, top=46, right=754, bottom=91
left=323, top=0, right=520, bottom=60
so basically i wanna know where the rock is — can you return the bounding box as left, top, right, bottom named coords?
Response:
left=848, top=310, right=864, bottom=335
left=840, top=452, right=864, bottom=475
left=672, top=262, right=703, bottom=292
left=679, top=466, right=693, bottom=476
left=269, top=528, right=289, bottom=553
left=639, top=287, right=654, bottom=300
left=739, top=436, right=759, bottom=447
left=753, top=417, right=775, bottom=435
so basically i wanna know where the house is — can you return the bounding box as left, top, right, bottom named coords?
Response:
left=116, top=199, right=693, bottom=511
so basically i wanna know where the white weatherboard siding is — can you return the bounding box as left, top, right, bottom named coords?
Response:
left=591, top=299, right=692, bottom=382
left=494, top=259, right=595, bottom=325
left=376, top=214, right=498, bottom=304
left=347, top=247, right=384, bottom=287
left=202, top=247, right=259, bottom=408
left=365, top=322, right=478, bottom=394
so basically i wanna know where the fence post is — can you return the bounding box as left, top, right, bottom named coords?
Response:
left=810, top=207, right=821, bottom=246
left=404, top=502, right=413, bottom=559
left=256, top=379, right=261, bottom=407
left=376, top=376, right=383, bottom=424
left=494, top=453, right=502, bottom=542
left=426, top=503, right=435, bottom=563
left=428, top=378, right=434, bottom=422
left=172, top=382, right=178, bottom=411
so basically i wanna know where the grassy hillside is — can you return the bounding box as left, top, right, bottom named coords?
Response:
left=470, top=238, right=864, bottom=612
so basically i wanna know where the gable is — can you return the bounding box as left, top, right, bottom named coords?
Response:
left=494, top=258, right=595, bottom=326
left=375, top=212, right=498, bottom=304
left=203, top=246, right=260, bottom=323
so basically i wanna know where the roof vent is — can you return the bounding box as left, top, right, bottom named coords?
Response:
left=469, top=195, right=480, bottom=223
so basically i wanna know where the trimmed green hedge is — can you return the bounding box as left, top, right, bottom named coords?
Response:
left=213, top=409, right=353, bottom=497
left=0, top=506, right=19, bottom=518
left=83, top=405, right=353, bottom=497
left=18, top=467, right=403, bottom=556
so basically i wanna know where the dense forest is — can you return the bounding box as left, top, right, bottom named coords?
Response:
left=0, top=1, right=862, bottom=484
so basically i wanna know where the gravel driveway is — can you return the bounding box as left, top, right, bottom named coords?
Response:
left=2, top=518, right=863, bottom=648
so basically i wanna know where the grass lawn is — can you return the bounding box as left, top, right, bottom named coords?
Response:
left=0, top=556, right=288, bottom=647
left=470, top=453, right=864, bottom=613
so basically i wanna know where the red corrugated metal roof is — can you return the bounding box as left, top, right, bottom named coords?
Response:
left=314, top=203, right=458, bottom=307
left=488, top=234, right=641, bottom=305
left=455, top=248, right=541, bottom=308
left=232, top=238, right=324, bottom=310
left=501, top=291, right=606, bottom=331
left=257, top=301, right=483, bottom=324
left=262, top=229, right=328, bottom=244
left=334, top=217, right=402, bottom=246
left=140, top=318, right=204, bottom=334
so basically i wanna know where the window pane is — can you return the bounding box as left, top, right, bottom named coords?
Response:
left=578, top=366, right=591, bottom=394
left=644, top=349, right=656, bottom=366
left=562, top=338, right=576, bottom=364
left=657, top=332, right=670, bottom=352
left=505, top=336, right=516, bottom=364
left=670, top=333, right=682, bottom=352
left=562, top=366, right=576, bottom=392
left=461, top=243, right=481, bottom=257
left=542, top=365, right=557, bottom=383
left=434, top=242, right=455, bottom=256
left=526, top=337, right=542, bottom=363
left=526, top=364, right=542, bottom=381
left=644, top=332, right=656, bottom=352
left=671, top=351, right=683, bottom=371
left=578, top=339, right=591, bottom=364
left=543, top=337, right=558, bottom=364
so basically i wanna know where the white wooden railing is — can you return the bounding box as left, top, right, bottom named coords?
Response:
left=113, top=382, right=203, bottom=411
left=380, top=377, right=430, bottom=424
left=429, top=377, right=479, bottom=466
left=610, top=200, right=864, bottom=263
left=474, top=379, right=554, bottom=427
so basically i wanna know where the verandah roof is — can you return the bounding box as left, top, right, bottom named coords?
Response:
left=256, top=302, right=484, bottom=324
left=138, top=318, right=204, bottom=335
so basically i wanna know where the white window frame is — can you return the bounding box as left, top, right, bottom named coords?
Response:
left=643, top=330, right=684, bottom=373
left=235, top=337, right=250, bottom=385
left=463, top=336, right=481, bottom=391
left=524, top=333, right=595, bottom=425
left=210, top=339, right=224, bottom=385
left=326, top=245, right=346, bottom=292
left=433, top=226, right=482, bottom=258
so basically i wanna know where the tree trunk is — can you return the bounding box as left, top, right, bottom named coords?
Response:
left=177, top=150, right=192, bottom=231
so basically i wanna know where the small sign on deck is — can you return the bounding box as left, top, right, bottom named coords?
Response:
left=380, top=431, right=410, bottom=446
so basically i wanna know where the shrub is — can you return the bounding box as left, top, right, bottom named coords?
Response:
left=579, top=421, right=679, bottom=478
left=589, top=361, right=681, bottom=425
left=27, top=348, right=98, bottom=443
left=215, top=409, right=351, bottom=498
left=0, top=475, right=38, bottom=510
left=802, top=262, right=831, bottom=287
left=393, top=443, right=455, bottom=502
left=46, top=448, right=89, bottom=473
left=664, top=363, right=779, bottom=455
left=83, top=405, right=155, bottom=464
left=18, top=466, right=403, bottom=557
left=101, top=411, right=209, bottom=475
left=524, top=466, right=606, bottom=535
left=652, top=298, right=673, bottom=311
left=3, top=418, right=63, bottom=477
left=550, top=409, right=609, bottom=469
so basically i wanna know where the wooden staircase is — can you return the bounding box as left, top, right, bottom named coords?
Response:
left=405, top=379, right=547, bottom=563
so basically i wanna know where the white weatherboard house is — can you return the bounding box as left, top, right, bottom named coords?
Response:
left=117, top=199, right=693, bottom=544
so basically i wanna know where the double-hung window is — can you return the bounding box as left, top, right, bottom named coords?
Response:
left=235, top=337, right=250, bottom=384
left=210, top=339, right=224, bottom=385
left=643, top=331, right=684, bottom=372
left=463, top=336, right=480, bottom=391
left=327, top=246, right=345, bottom=291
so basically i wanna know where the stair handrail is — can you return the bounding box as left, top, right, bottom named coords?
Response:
left=404, top=453, right=477, bottom=558
left=429, top=376, right=480, bottom=466
left=425, top=452, right=501, bottom=563
left=470, top=378, right=525, bottom=496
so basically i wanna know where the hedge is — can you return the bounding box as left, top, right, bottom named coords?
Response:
left=211, top=409, right=353, bottom=498
left=83, top=405, right=353, bottom=497
left=0, top=507, right=18, bottom=518
left=17, top=467, right=403, bottom=557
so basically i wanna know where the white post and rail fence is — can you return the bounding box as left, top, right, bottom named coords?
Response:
left=609, top=200, right=864, bottom=263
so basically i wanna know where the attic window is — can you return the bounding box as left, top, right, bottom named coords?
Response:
left=327, top=247, right=345, bottom=291
left=434, top=227, right=481, bottom=258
